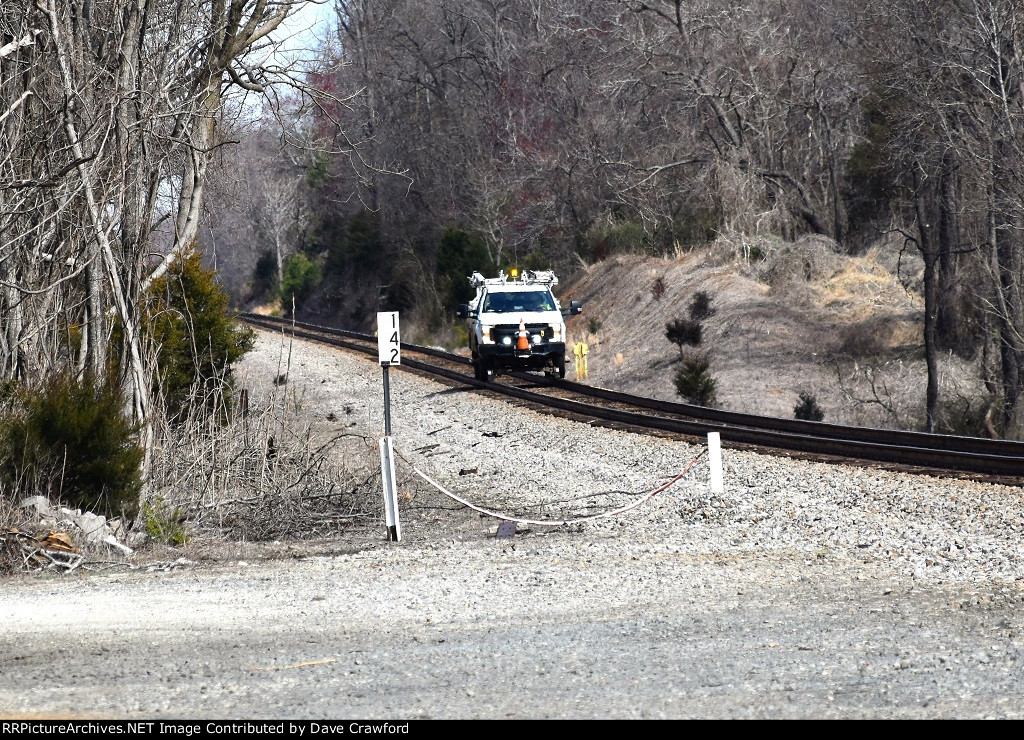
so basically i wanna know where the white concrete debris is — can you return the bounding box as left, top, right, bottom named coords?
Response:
left=102, top=534, right=133, bottom=556
left=19, top=495, right=50, bottom=518
left=19, top=497, right=134, bottom=556
left=75, top=511, right=108, bottom=544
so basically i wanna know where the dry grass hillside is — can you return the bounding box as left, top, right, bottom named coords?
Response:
left=557, top=234, right=987, bottom=433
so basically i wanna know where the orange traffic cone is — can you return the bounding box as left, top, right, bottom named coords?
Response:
left=517, top=318, right=529, bottom=350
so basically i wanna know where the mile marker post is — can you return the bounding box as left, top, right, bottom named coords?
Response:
left=377, top=311, right=401, bottom=542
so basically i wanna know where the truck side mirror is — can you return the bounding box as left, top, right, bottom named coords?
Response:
left=569, top=300, right=583, bottom=315
left=456, top=304, right=470, bottom=319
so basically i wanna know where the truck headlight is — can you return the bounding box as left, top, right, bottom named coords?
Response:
left=531, top=334, right=542, bottom=344
left=481, top=325, right=495, bottom=344
left=501, top=335, right=512, bottom=346
left=551, top=323, right=564, bottom=341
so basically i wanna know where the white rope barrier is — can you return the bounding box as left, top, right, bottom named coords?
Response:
left=406, top=449, right=707, bottom=528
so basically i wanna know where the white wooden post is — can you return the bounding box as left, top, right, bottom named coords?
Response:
left=707, top=432, right=724, bottom=494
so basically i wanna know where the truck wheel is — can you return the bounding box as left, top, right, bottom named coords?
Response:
left=555, top=356, right=566, bottom=380
left=474, top=357, right=492, bottom=382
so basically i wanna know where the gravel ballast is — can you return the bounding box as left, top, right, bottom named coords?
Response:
left=2, top=328, right=1023, bottom=719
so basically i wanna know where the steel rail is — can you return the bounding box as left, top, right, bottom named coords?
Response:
left=241, top=313, right=1024, bottom=478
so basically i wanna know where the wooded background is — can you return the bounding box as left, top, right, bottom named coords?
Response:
left=4, top=0, right=1024, bottom=451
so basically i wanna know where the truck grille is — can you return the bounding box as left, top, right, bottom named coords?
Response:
left=491, top=323, right=552, bottom=344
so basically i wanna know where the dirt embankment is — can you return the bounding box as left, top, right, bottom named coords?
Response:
left=557, top=234, right=981, bottom=431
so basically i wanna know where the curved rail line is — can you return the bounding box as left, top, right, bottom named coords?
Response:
left=241, top=313, right=1024, bottom=481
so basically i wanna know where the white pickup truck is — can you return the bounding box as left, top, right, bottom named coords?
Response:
left=456, top=269, right=582, bottom=381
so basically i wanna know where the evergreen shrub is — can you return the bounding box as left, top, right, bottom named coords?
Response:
left=146, top=252, right=255, bottom=417
left=794, top=392, right=825, bottom=421
left=666, top=318, right=703, bottom=355
left=689, top=291, right=716, bottom=321
left=673, top=354, right=717, bottom=406
left=0, top=373, right=143, bottom=518
left=279, top=252, right=322, bottom=313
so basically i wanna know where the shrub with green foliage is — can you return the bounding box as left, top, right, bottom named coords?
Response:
left=666, top=318, right=703, bottom=356
left=794, top=392, right=825, bottom=422
left=0, top=373, right=143, bottom=518
left=844, top=90, right=903, bottom=243
left=142, top=496, right=190, bottom=545
left=451, top=324, right=469, bottom=350
left=517, top=248, right=550, bottom=271
left=279, top=252, right=322, bottom=314
left=673, top=354, right=717, bottom=406
left=325, top=210, right=385, bottom=276
left=251, top=250, right=277, bottom=300
left=438, top=227, right=495, bottom=310
left=306, top=152, right=330, bottom=189
left=689, top=291, right=716, bottom=321
left=311, top=209, right=422, bottom=315
left=146, top=252, right=255, bottom=417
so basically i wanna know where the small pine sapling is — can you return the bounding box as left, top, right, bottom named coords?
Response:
left=689, top=291, right=716, bottom=321
left=673, top=354, right=717, bottom=406
left=794, top=392, right=825, bottom=421
left=665, top=318, right=702, bottom=358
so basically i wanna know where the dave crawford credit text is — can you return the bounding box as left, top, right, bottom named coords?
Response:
left=2, top=724, right=411, bottom=736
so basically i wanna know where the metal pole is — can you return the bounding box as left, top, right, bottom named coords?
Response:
left=379, top=436, right=401, bottom=542
left=382, top=364, right=392, bottom=436
left=379, top=364, right=400, bottom=541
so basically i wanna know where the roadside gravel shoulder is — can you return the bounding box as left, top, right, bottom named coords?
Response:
left=237, top=328, right=1024, bottom=599
left=3, top=328, right=1024, bottom=719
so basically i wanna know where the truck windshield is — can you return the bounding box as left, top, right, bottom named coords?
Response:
left=482, top=290, right=555, bottom=313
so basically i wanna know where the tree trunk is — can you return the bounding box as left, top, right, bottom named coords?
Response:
left=990, top=140, right=1024, bottom=439
left=913, top=169, right=939, bottom=433
left=85, top=245, right=106, bottom=379
left=993, top=218, right=1024, bottom=438
left=43, top=0, right=150, bottom=425
left=936, top=149, right=961, bottom=351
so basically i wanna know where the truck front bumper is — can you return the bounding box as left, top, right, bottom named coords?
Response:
left=478, top=341, right=566, bottom=370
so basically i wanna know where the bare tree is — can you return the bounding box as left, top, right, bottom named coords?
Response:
left=608, top=0, right=861, bottom=246
left=1, top=0, right=313, bottom=482
left=202, top=120, right=310, bottom=301
left=849, top=0, right=1024, bottom=436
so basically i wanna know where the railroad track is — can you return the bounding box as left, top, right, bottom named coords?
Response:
left=241, top=313, right=1024, bottom=483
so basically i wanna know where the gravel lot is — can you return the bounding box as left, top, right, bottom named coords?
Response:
left=2, top=328, right=1024, bottom=719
